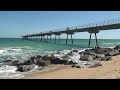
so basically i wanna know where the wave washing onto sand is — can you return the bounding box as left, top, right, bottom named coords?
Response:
left=0, top=65, right=23, bottom=79
left=0, top=64, right=39, bottom=79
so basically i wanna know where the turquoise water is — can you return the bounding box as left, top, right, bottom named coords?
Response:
left=0, top=38, right=120, bottom=62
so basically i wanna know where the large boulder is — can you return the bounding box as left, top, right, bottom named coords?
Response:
left=60, top=55, right=70, bottom=60
left=95, top=48, right=110, bottom=55
left=50, top=58, right=68, bottom=64
left=3, top=60, right=22, bottom=66
left=84, top=50, right=97, bottom=56
left=88, top=62, right=102, bottom=68
left=68, top=60, right=77, bottom=65
left=71, top=64, right=82, bottom=68
left=114, top=45, right=120, bottom=51
left=33, top=59, right=51, bottom=66
left=67, top=52, right=74, bottom=56
left=17, top=65, right=35, bottom=72
left=22, top=60, right=34, bottom=65
left=106, top=50, right=119, bottom=56
left=80, top=55, right=95, bottom=61
left=72, top=49, right=78, bottom=52
left=94, top=56, right=112, bottom=61
left=105, top=56, right=112, bottom=61
left=96, top=54, right=105, bottom=58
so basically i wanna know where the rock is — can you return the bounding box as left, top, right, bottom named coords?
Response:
left=71, top=64, right=81, bottom=68
left=84, top=50, right=97, bottom=56
left=36, top=55, right=42, bottom=58
left=60, top=55, right=70, bottom=60
left=88, top=62, right=102, bottom=68
left=3, top=60, right=22, bottom=66
left=50, top=58, right=68, bottom=64
left=79, top=52, right=84, bottom=55
left=17, top=65, right=35, bottom=72
left=80, top=55, right=95, bottom=61
left=72, top=49, right=78, bottom=52
left=71, top=64, right=76, bottom=67
left=114, top=45, right=120, bottom=51
left=105, top=56, right=112, bottom=61
left=34, top=59, right=51, bottom=66
left=42, top=55, right=49, bottom=60
left=94, top=58, right=104, bottom=61
left=76, top=65, right=81, bottom=68
left=3, top=60, right=12, bottom=63
left=95, top=48, right=110, bottom=55
left=12, top=60, right=22, bottom=67
left=96, top=54, right=106, bottom=61
left=30, top=56, right=36, bottom=60
left=68, top=61, right=77, bottom=65
left=96, top=54, right=105, bottom=58
left=67, top=52, right=74, bottom=56
left=35, top=55, right=42, bottom=59
left=22, top=60, right=34, bottom=65
left=107, top=50, right=119, bottom=56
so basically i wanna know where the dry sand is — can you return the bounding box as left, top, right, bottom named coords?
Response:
left=22, top=55, right=120, bottom=79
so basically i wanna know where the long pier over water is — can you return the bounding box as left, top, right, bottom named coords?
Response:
left=22, top=18, right=120, bottom=47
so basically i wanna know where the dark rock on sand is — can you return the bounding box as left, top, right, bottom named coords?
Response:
left=17, top=65, right=35, bottom=72
left=96, top=54, right=105, bottom=58
left=3, top=60, right=12, bottom=63
left=33, top=59, right=51, bottom=66
left=88, top=62, right=102, bottom=68
left=107, top=50, right=119, bottom=56
left=30, top=56, right=36, bottom=60
left=114, top=45, right=120, bottom=51
left=3, top=60, right=22, bottom=66
left=67, top=52, right=74, bottom=56
left=71, top=64, right=81, bottom=68
left=22, top=60, right=34, bottom=65
left=68, top=61, right=77, bottom=65
left=84, top=50, right=97, bottom=56
left=72, top=49, right=78, bottom=52
left=95, top=48, right=110, bottom=55
left=80, top=55, right=95, bottom=61
left=79, top=51, right=84, bottom=55
left=105, top=56, right=112, bottom=61
left=50, top=58, right=68, bottom=64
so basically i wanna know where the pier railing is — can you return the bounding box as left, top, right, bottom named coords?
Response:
left=23, top=18, right=120, bottom=36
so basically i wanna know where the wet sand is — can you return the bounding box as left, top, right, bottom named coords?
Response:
left=22, top=55, right=120, bottom=79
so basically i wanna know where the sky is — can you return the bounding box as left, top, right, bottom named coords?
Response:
left=0, top=11, right=120, bottom=39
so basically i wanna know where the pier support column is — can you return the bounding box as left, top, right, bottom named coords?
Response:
left=44, top=36, right=45, bottom=42
left=66, top=34, right=68, bottom=44
left=59, top=35, right=60, bottom=43
left=47, top=35, right=48, bottom=42
left=37, top=36, right=38, bottom=40
left=95, top=33, right=99, bottom=47
left=88, top=33, right=92, bottom=48
left=71, top=34, right=73, bottom=44
left=54, top=35, right=56, bottom=44
left=40, top=36, right=42, bottom=41
left=50, top=35, right=51, bottom=41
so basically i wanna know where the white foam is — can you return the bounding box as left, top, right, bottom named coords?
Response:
left=0, top=65, right=17, bottom=73
left=0, top=50, right=6, bottom=54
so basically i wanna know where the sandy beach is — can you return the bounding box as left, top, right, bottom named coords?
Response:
left=22, top=55, right=120, bottom=79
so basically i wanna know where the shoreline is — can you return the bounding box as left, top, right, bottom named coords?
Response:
left=22, top=55, right=120, bottom=79
left=1, top=44, right=120, bottom=79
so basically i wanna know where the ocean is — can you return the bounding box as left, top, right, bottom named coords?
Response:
left=0, top=38, right=120, bottom=79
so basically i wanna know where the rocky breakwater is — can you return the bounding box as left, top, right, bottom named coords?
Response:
left=1, top=45, right=120, bottom=72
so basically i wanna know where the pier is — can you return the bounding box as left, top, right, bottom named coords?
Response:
left=22, top=18, right=120, bottom=47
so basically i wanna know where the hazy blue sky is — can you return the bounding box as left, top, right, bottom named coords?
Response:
left=0, top=11, right=120, bottom=39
